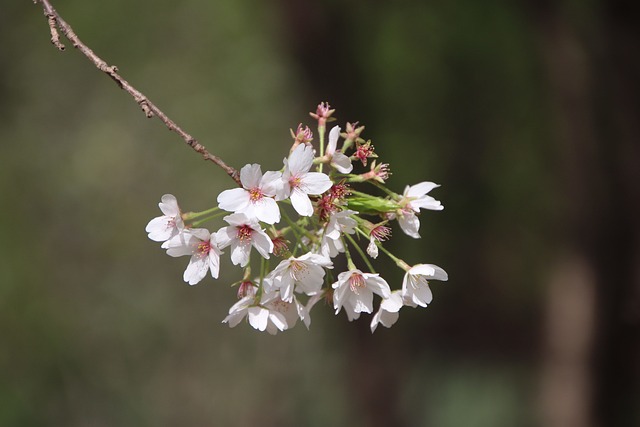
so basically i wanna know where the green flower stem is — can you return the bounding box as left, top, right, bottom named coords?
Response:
left=375, top=243, right=411, bottom=271
left=182, top=206, right=220, bottom=221
left=342, top=236, right=357, bottom=271
left=344, top=232, right=376, bottom=274
left=191, top=210, right=228, bottom=227
left=318, top=125, right=326, bottom=173
left=243, top=266, right=252, bottom=281
left=282, top=211, right=311, bottom=254
left=368, top=181, right=399, bottom=198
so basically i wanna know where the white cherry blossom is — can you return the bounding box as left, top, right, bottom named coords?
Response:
left=216, top=213, right=273, bottom=267
left=217, top=164, right=281, bottom=224
left=326, top=125, right=353, bottom=173
left=266, top=252, right=333, bottom=302
left=222, top=288, right=309, bottom=334
left=332, top=269, right=391, bottom=321
left=370, top=290, right=404, bottom=332
left=145, top=194, right=184, bottom=243
left=278, top=144, right=332, bottom=216
left=396, top=182, right=443, bottom=239
left=319, top=209, right=358, bottom=258
left=402, top=263, right=448, bottom=307
left=164, top=228, right=222, bottom=285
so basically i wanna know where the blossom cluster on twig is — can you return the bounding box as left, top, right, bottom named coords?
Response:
left=146, top=103, right=447, bottom=334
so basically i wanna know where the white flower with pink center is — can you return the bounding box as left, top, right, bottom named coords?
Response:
left=332, top=269, right=391, bottom=321
left=145, top=194, right=184, bottom=243
left=217, top=163, right=281, bottom=224
left=278, top=144, right=332, bottom=216
left=266, top=252, right=332, bottom=302
left=402, top=263, right=448, bottom=307
left=326, top=125, right=353, bottom=173
left=215, top=213, right=273, bottom=267
left=164, top=228, right=222, bottom=285
left=319, top=209, right=357, bottom=258
left=396, top=182, right=443, bottom=239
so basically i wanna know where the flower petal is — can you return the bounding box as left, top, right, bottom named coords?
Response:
left=240, top=163, right=262, bottom=189
left=248, top=307, right=269, bottom=331
left=380, top=291, right=404, bottom=312
left=183, top=256, right=209, bottom=285
left=326, top=125, right=341, bottom=155
left=406, top=182, right=439, bottom=198
left=217, top=188, right=250, bottom=212
left=331, top=152, right=353, bottom=173
left=260, top=170, right=283, bottom=197
left=287, top=144, right=314, bottom=175
left=301, top=172, right=332, bottom=195
left=251, top=228, right=273, bottom=259
left=159, top=194, right=180, bottom=216
left=398, top=212, right=421, bottom=239
left=254, top=197, right=280, bottom=224
left=290, top=189, right=313, bottom=216
left=215, top=226, right=234, bottom=249
left=230, top=242, right=251, bottom=267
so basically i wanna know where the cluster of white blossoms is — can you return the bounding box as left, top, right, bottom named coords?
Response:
left=146, top=103, right=447, bottom=334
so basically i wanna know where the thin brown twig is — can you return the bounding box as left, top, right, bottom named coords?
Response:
left=34, top=0, right=241, bottom=186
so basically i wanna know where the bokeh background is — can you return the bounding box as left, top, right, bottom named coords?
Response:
left=1, top=0, right=639, bottom=426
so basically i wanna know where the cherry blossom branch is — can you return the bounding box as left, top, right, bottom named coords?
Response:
left=34, top=0, right=241, bottom=186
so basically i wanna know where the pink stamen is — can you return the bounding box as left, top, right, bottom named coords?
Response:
left=236, top=225, right=254, bottom=242
left=349, top=273, right=365, bottom=295
left=249, top=187, right=264, bottom=203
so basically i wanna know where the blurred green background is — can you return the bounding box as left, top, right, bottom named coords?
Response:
left=1, top=0, right=638, bottom=426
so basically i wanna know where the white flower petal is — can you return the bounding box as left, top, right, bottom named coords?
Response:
left=290, top=189, right=314, bottom=216
left=215, top=226, right=235, bottom=249
left=223, top=212, right=253, bottom=227
left=208, top=249, right=221, bottom=279
left=248, top=307, right=269, bottom=331
left=159, top=194, right=180, bottom=216
left=287, top=144, right=314, bottom=175
left=398, top=211, right=421, bottom=239
left=240, top=163, right=262, bottom=189
left=331, top=152, right=353, bottom=173
left=363, top=274, right=392, bottom=299
left=145, top=216, right=175, bottom=242
left=217, top=188, right=250, bottom=212
left=254, top=197, right=280, bottom=224
left=412, top=195, right=443, bottom=211
left=260, top=170, right=283, bottom=197
left=301, top=172, right=332, bottom=195
left=327, top=125, right=341, bottom=154
left=380, top=291, right=404, bottom=313
left=251, top=228, right=274, bottom=259
left=183, top=256, right=208, bottom=285
left=230, top=242, right=251, bottom=266
left=406, top=182, right=439, bottom=198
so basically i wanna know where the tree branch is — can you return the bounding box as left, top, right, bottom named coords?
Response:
left=34, top=0, right=242, bottom=186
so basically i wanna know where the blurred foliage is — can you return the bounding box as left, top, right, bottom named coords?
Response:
left=1, top=0, right=638, bottom=426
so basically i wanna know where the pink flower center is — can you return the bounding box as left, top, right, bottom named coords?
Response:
left=289, top=175, right=302, bottom=190
left=248, top=187, right=264, bottom=203
left=236, top=225, right=254, bottom=242
left=197, top=241, right=211, bottom=255
left=348, top=273, right=365, bottom=295
left=371, top=225, right=392, bottom=242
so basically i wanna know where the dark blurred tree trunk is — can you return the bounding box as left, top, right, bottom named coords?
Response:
left=533, top=1, right=640, bottom=426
